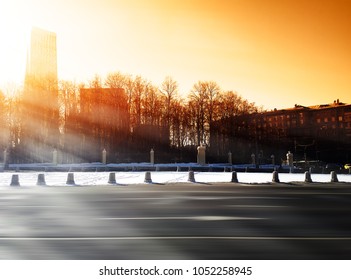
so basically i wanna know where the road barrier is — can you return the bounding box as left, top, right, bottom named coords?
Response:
left=144, top=171, right=152, bottom=183
left=231, top=171, right=238, bottom=183
left=108, top=172, right=116, bottom=184
left=188, top=171, right=195, bottom=182
left=36, top=173, right=46, bottom=186
left=304, top=171, right=313, bottom=183
left=66, top=173, right=75, bottom=185
left=4, top=170, right=349, bottom=186
left=10, top=174, right=20, bottom=186
left=330, top=171, right=338, bottom=183
left=272, top=171, right=280, bottom=183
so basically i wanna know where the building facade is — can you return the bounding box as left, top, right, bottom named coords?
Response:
left=210, top=100, right=351, bottom=164
left=25, top=27, right=57, bottom=82
left=18, top=27, right=59, bottom=162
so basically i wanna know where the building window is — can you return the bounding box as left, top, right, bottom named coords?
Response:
left=332, top=117, right=336, bottom=122
left=324, top=117, right=328, bottom=123
left=339, top=116, right=343, bottom=121
left=317, top=118, right=321, bottom=123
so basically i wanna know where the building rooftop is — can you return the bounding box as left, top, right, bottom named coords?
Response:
left=275, top=99, right=349, bottom=112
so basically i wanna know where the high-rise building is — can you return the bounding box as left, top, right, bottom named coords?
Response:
left=20, top=27, right=59, bottom=163
left=25, top=27, right=57, bottom=84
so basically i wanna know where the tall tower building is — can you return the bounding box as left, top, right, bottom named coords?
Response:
left=20, top=27, right=59, bottom=163
left=25, top=27, right=57, bottom=83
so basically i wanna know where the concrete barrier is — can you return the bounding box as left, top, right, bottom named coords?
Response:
left=10, top=174, right=20, bottom=186
left=188, top=171, right=195, bottom=182
left=108, top=172, right=116, bottom=184
left=304, top=171, right=312, bottom=183
left=144, top=171, right=152, bottom=183
left=231, top=171, right=238, bottom=183
left=330, top=171, right=338, bottom=183
left=272, top=171, right=280, bottom=183
left=36, top=173, right=46, bottom=186
left=66, top=173, right=75, bottom=185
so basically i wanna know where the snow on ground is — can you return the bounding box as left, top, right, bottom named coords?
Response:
left=0, top=171, right=350, bottom=187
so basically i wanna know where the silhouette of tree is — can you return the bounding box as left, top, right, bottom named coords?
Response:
left=58, top=80, right=80, bottom=162
left=20, top=74, right=59, bottom=162
left=160, top=76, right=178, bottom=128
left=188, top=81, right=208, bottom=145
left=1, top=72, right=263, bottom=163
left=0, top=90, right=7, bottom=151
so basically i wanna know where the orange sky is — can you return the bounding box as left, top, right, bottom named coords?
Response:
left=0, top=0, right=350, bottom=109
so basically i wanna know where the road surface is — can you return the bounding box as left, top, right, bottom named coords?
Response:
left=1, top=182, right=351, bottom=259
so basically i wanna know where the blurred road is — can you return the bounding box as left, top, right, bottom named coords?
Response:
left=1, top=182, right=351, bottom=259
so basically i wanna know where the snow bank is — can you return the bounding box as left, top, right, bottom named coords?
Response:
left=0, top=171, right=350, bottom=187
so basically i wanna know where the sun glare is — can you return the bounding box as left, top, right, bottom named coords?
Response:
left=0, top=2, right=31, bottom=89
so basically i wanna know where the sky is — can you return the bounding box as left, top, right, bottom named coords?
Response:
left=0, top=0, right=350, bottom=109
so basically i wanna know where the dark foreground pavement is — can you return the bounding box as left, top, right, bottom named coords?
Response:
left=1, top=182, right=351, bottom=259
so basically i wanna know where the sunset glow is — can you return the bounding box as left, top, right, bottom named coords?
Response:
left=0, top=2, right=29, bottom=87
left=0, top=0, right=350, bottom=109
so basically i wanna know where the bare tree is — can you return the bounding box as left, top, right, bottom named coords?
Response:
left=142, top=84, right=163, bottom=126
left=19, top=73, right=60, bottom=162
left=8, top=68, right=262, bottom=163
left=0, top=90, right=8, bottom=152
left=59, top=80, right=79, bottom=132
left=189, top=81, right=221, bottom=146
left=205, top=81, right=221, bottom=124
left=58, top=80, right=80, bottom=162
left=160, top=76, right=178, bottom=127
left=131, top=76, right=148, bottom=127
left=105, top=72, right=127, bottom=89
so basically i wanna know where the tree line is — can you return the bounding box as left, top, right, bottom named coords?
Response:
left=0, top=72, right=261, bottom=163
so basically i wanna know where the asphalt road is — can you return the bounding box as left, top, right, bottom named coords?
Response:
left=1, top=182, right=351, bottom=259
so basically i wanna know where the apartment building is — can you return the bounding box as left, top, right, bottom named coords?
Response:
left=210, top=100, right=351, bottom=164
